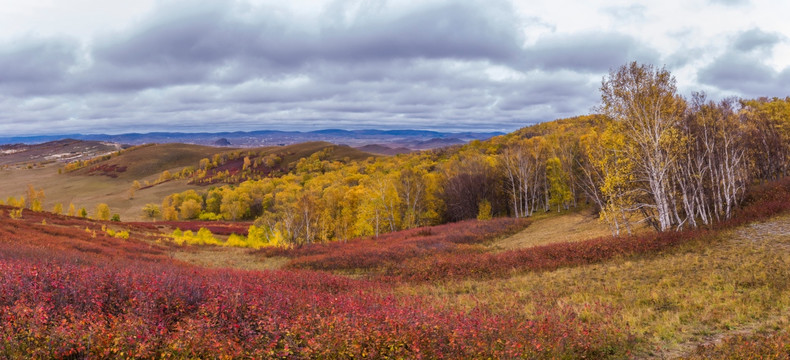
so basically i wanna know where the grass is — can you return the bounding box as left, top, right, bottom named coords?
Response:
left=70, top=143, right=226, bottom=180
left=395, top=214, right=790, bottom=357
left=680, top=317, right=790, bottom=359
left=170, top=247, right=289, bottom=271
left=491, top=206, right=620, bottom=250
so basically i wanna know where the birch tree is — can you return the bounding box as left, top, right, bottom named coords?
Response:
left=599, top=62, right=686, bottom=231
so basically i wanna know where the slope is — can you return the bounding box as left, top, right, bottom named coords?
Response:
left=69, top=143, right=228, bottom=180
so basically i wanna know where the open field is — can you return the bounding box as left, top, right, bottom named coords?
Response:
left=69, top=143, right=226, bottom=180
left=399, top=216, right=790, bottom=357
left=3, top=177, right=790, bottom=358
left=0, top=163, right=203, bottom=221
left=491, top=206, right=614, bottom=250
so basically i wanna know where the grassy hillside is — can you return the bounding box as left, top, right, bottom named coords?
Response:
left=70, top=143, right=225, bottom=180
left=0, top=141, right=375, bottom=222
left=2, top=177, right=790, bottom=358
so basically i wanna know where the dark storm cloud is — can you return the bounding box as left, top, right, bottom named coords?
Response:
left=698, top=28, right=789, bottom=97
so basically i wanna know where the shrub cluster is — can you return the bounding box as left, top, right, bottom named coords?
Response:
left=0, top=244, right=633, bottom=359
left=280, top=218, right=529, bottom=273
left=280, top=177, right=790, bottom=283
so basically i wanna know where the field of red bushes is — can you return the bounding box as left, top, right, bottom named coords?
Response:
left=0, top=209, right=632, bottom=358
left=3, top=177, right=790, bottom=358
left=275, top=217, right=529, bottom=273
left=277, top=177, right=790, bottom=283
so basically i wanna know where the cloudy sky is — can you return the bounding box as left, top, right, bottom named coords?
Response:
left=0, top=0, right=788, bottom=136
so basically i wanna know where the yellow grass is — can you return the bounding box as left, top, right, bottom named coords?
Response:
left=491, top=207, right=614, bottom=250
left=398, top=214, right=790, bottom=358
left=0, top=162, right=206, bottom=221
left=170, top=247, right=289, bottom=271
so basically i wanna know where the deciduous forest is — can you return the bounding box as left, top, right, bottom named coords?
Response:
left=151, top=62, right=790, bottom=246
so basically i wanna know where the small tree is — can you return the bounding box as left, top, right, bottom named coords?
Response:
left=79, top=207, right=88, bottom=218
left=546, top=157, right=572, bottom=212
left=142, top=203, right=161, bottom=219
left=477, top=199, right=493, bottom=220
left=129, top=180, right=141, bottom=200
left=158, top=170, right=172, bottom=184
left=179, top=199, right=202, bottom=220
left=96, top=203, right=111, bottom=221
left=31, top=199, right=43, bottom=212
left=53, top=203, right=63, bottom=215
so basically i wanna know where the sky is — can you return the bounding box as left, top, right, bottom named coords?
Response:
left=0, top=0, right=788, bottom=136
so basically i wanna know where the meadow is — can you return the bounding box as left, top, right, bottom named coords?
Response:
left=1, top=176, right=790, bottom=358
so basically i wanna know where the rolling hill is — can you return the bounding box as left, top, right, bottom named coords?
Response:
left=3, top=176, right=790, bottom=358
left=0, top=139, right=123, bottom=167
left=0, top=141, right=375, bottom=222
left=70, top=143, right=227, bottom=180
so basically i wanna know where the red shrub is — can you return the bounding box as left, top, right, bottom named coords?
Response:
left=0, top=244, right=634, bottom=359
left=281, top=218, right=529, bottom=272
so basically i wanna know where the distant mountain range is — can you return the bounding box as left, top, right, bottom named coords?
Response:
left=0, top=129, right=505, bottom=151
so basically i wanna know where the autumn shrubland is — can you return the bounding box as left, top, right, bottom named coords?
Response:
left=1, top=207, right=635, bottom=359
left=2, top=173, right=790, bottom=358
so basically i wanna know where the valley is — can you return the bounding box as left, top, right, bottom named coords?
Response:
left=2, top=178, right=790, bottom=358
left=1, top=75, right=789, bottom=358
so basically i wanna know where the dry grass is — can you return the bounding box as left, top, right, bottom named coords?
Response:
left=398, top=214, right=790, bottom=358
left=70, top=143, right=226, bottom=180
left=0, top=162, right=206, bottom=221
left=170, top=247, right=289, bottom=271
left=491, top=207, right=615, bottom=250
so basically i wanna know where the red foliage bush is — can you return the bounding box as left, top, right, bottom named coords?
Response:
left=390, top=229, right=708, bottom=282
left=0, top=206, right=171, bottom=262
left=0, top=243, right=633, bottom=358
left=280, top=218, right=529, bottom=273
left=278, top=177, right=790, bottom=283
left=683, top=330, right=790, bottom=359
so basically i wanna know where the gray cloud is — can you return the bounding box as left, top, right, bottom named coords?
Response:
left=0, top=37, right=80, bottom=95
left=524, top=32, right=660, bottom=72
left=698, top=28, right=789, bottom=97
left=733, top=28, right=784, bottom=52
left=698, top=55, right=790, bottom=97
left=0, top=0, right=779, bottom=137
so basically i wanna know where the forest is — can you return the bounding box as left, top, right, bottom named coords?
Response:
left=151, top=62, right=790, bottom=246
